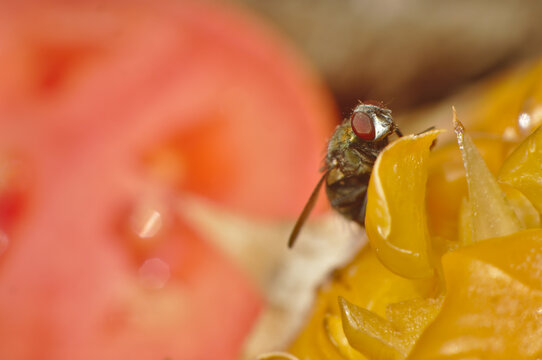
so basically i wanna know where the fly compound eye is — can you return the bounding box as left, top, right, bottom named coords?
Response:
left=351, top=111, right=375, bottom=140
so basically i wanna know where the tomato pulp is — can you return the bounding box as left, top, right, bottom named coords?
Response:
left=0, top=1, right=336, bottom=359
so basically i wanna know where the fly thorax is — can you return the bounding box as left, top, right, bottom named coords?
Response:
left=339, top=148, right=365, bottom=174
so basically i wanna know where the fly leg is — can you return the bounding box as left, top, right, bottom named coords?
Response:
left=419, top=126, right=435, bottom=134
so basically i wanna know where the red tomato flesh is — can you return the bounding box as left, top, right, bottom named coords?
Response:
left=0, top=1, right=336, bottom=359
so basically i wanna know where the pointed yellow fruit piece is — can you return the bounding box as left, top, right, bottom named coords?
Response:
left=325, top=314, right=366, bottom=360
left=289, top=247, right=435, bottom=360
left=365, top=129, right=443, bottom=278
left=499, top=125, right=542, bottom=213
left=453, top=109, right=522, bottom=242
left=458, top=197, right=473, bottom=246
left=426, top=135, right=514, bottom=242
left=339, top=297, right=407, bottom=360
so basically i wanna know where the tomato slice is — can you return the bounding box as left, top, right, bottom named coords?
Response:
left=0, top=1, right=336, bottom=359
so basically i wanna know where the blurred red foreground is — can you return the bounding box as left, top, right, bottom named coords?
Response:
left=0, top=1, right=335, bottom=359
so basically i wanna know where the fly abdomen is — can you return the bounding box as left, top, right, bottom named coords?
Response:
left=325, top=173, right=370, bottom=225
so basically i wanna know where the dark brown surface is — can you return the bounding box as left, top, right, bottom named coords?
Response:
left=234, top=0, right=542, bottom=112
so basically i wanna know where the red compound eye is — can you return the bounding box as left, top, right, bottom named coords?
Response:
left=351, top=111, right=375, bottom=140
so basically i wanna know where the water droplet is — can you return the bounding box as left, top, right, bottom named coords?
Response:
left=138, top=258, right=171, bottom=289
left=518, top=112, right=532, bottom=131
left=0, top=231, right=8, bottom=255
left=520, top=99, right=542, bottom=133
left=130, top=204, right=163, bottom=239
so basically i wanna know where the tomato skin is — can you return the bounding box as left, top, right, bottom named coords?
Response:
left=0, top=0, right=335, bottom=218
left=0, top=1, right=336, bottom=359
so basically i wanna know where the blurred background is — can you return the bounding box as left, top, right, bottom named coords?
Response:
left=238, top=0, right=542, bottom=112
left=0, top=0, right=541, bottom=359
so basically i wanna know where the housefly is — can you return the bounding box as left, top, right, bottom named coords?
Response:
left=288, top=100, right=402, bottom=248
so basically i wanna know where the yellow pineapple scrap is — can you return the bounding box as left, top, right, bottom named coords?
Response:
left=283, top=59, right=542, bottom=360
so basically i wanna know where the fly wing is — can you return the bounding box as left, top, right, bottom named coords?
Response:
left=288, top=170, right=330, bottom=248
